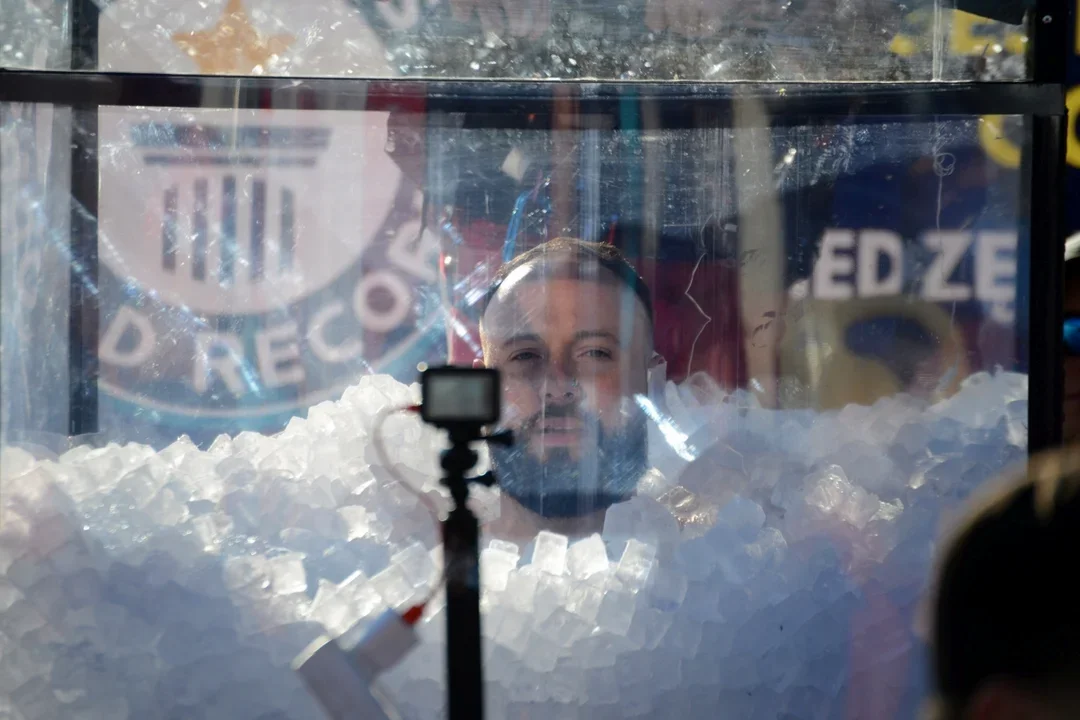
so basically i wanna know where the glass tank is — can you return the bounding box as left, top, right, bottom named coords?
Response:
left=0, top=1, right=1066, bottom=719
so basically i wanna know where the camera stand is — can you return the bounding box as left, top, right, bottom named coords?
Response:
left=439, top=426, right=512, bottom=720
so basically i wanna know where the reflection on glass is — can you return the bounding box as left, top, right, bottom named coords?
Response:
left=0, top=100, right=1030, bottom=720
left=1, top=0, right=1031, bottom=80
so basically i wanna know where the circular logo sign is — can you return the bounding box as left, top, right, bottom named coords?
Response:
left=96, top=106, right=442, bottom=432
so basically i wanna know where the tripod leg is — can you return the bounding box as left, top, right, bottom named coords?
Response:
left=443, top=504, right=484, bottom=720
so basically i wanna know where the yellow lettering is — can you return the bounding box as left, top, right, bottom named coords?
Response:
left=1002, top=29, right=1026, bottom=56
left=1068, top=86, right=1080, bottom=170
left=979, top=116, right=1021, bottom=169
left=980, top=95, right=1080, bottom=171
left=951, top=11, right=998, bottom=55
left=890, top=9, right=931, bottom=57
left=890, top=34, right=919, bottom=57
left=890, top=9, right=1027, bottom=59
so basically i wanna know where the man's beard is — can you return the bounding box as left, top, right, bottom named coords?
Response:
left=489, top=404, right=648, bottom=519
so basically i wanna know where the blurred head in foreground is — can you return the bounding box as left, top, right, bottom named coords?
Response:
left=1063, top=236, right=1080, bottom=443
left=928, top=448, right=1080, bottom=720
left=478, top=238, right=657, bottom=528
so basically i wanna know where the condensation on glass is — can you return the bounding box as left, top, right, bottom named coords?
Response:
left=0, top=95, right=1031, bottom=719
left=2, top=0, right=1030, bottom=80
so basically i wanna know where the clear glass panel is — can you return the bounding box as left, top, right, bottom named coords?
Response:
left=0, top=98, right=1029, bottom=719
left=2, top=0, right=1031, bottom=80
left=0, top=0, right=70, bottom=69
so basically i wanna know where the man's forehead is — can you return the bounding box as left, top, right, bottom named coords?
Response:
left=493, top=253, right=613, bottom=299
left=483, top=260, right=628, bottom=327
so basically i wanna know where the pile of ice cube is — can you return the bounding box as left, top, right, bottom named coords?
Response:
left=0, top=370, right=1028, bottom=719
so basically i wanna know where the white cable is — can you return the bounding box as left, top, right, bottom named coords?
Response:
left=372, top=405, right=441, bottom=522
left=371, top=406, right=447, bottom=604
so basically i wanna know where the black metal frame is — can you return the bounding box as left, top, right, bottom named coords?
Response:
left=1021, top=0, right=1068, bottom=453
left=66, top=0, right=100, bottom=435
left=0, top=71, right=1066, bottom=121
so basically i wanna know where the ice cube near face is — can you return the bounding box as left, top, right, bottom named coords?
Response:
left=481, top=547, right=519, bottom=592
left=616, top=539, right=656, bottom=591
left=531, top=531, right=569, bottom=576
left=568, top=533, right=609, bottom=579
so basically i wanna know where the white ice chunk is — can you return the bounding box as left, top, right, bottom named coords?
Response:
left=567, top=533, right=609, bottom=579
left=530, top=531, right=568, bottom=576
left=616, top=540, right=657, bottom=591
left=0, top=368, right=1030, bottom=719
left=481, top=546, right=520, bottom=592
left=370, top=563, right=416, bottom=609
left=393, top=542, right=436, bottom=589
left=503, top=569, right=539, bottom=614
left=268, top=552, right=307, bottom=596
left=339, top=506, right=371, bottom=540
left=596, top=588, right=636, bottom=635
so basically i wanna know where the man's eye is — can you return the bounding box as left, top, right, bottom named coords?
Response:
left=579, top=348, right=614, bottom=360
left=509, top=350, right=542, bottom=362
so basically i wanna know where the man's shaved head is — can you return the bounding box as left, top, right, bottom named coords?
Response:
left=481, top=237, right=654, bottom=328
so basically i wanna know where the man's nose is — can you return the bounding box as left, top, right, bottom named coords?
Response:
left=543, top=363, right=580, bottom=404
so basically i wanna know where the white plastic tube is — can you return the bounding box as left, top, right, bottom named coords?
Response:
left=294, top=609, right=420, bottom=720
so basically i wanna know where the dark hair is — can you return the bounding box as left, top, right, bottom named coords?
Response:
left=928, top=448, right=1080, bottom=719
left=479, top=237, right=654, bottom=324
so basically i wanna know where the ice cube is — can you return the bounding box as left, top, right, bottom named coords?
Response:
left=481, top=547, right=519, bottom=592
left=216, top=457, right=257, bottom=486
left=536, top=607, right=588, bottom=646
left=370, top=563, right=416, bottom=609
left=587, top=669, right=620, bottom=704
left=615, top=652, right=652, bottom=691
left=160, top=435, right=198, bottom=466
left=223, top=556, right=271, bottom=597
left=596, top=589, right=637, bottom=635
left=615, top=539, right=656, bottom=591
left=207, top=434, right=234, bottom=456
left=338, top=506, right=371, bottom=541
left=629, top=607, right=673, bottom=650
left=488, top=539, right=520, bottom=556
left=494, top=610, right=530, bottom=654
left=393, top=542, right=436, bottom=590
left=144, top=487, right=189, bottom=526
left=503, top=569, right=539, bottom=614
left=714, top=495, right=766, bottom=536
left=566, top=582, right=605, bottom=623
left=192, top=513, right=231, bottom=553
left=0, top=599, right=46, bottom=639
left=521, top=632, right=560, bottom=673
left=268, top=552, right=308, bottom=596
left=0, top=581, right=21, bottom=613
left=603, top=496, right=680, bottom=548
left=531, top=531, right=569, bottom=576
left=0, top=446, right=37, bottom=479
left=650, top=566, right=688, bottom=611
left=667, top=613, right=704, bottom=657
left=675, top=537, right=717, bottom=582
left=533, top=573, right=570, bottom=622
left=309, top=579, right=351, bottom=635
left=568, top=533, right=609, bottom=579
left=109, top=467, right=160, bottom=509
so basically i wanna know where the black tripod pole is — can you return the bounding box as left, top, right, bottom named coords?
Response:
left=440, top=436, right=485, bottom=720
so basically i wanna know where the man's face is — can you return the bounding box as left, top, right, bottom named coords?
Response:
left=480, top=260, right=653, bottom=518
